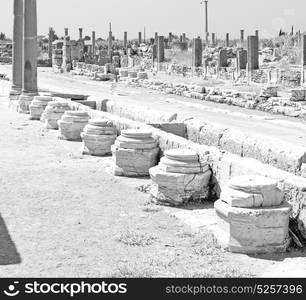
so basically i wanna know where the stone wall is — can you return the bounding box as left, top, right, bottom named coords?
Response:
left=63, top=99, right=306, bottom=241
left=124, top=77, right=306, bottom=120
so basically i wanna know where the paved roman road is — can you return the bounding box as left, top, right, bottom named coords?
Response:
left=2, top=64, right=306, bottom=149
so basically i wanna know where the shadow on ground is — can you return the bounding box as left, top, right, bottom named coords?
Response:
left=0, top=214, right=21, bottom=265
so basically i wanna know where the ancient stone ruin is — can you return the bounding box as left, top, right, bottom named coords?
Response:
left=58, top=111, right=90, bottom=141
left=150, top=149, right=211, bottom=206
left=81, top=119, right=117, bottom=156
left=112, top=129, right=159, bottom=177
left=3, top=0, right=306, bottom=274
left=214, top=176, right=291, bottom=254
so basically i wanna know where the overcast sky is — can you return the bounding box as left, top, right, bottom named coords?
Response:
left=0, top=0, right=305, bottom=39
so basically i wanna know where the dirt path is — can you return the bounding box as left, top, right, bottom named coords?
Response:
left=1, top=97, right=303, bottom=278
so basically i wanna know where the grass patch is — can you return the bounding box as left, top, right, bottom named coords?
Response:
left=117, top=231, right=158, bottom=247
left=142, top=205, right=162, bottom=214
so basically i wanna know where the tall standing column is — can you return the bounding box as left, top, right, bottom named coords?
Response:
left=192, top=37, right=203, bottom=68
left=247, top=35, right=259, bottom=71
left=211, top=33, right=216, bottom=47
left=124, top=31, right=128, bottom=48
left=79, top=28, right=83, bottom=41
left=301, top=35, right=306, bottom=84
left=92, top=31, right=96, bottom=55
left=48, top=27, right=54, bottom=62
left=19, top=0, right=38, bottom=114
left=168, top=32, right=172, bottom=44
left=226, top=33, right=229, bottom=47
left=10, top=0, right=23, bottom=99
left=204, top=0, right=209, bottom=45
left=138, top=32, right=142, bottom=44
left=154, top=32, right=158, bottom=44
left=108, top=23, right=113, bottom=59
left=157, top=36, right=165, bottom=63
left=240, top=30, right=244, bottom=47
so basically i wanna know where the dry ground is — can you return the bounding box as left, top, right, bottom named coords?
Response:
left=0, top=96, right=305, bottom=278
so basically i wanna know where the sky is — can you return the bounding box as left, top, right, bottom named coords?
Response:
left=0, top=0, right=305, bottom=40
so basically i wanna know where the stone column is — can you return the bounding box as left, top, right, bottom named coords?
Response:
left=157, top=36, right=165, bottom=63
left=138, top=32, right=142, bottom=44
left=108, top=23, right=113, bottom=58
left=226, top=33, right=229, bottom=47
left=247, top=35, right=259, bottom=71
left=154, top=32, right=158, bottom=44
left=301, top=35, right=306, bottom=84
left=192, top=37, right=202, bottom=68
left=168, top=32, right=172, bottom=44
left=62, top=40, right=71, bottom=72
left=211, top=33, right=216, bottom=47
left=92, top=31, right=96, bottom=55
left=152, top=44, right=157, bottom=60
left=237, top=49, right=247, bottom=70
left=240, top=30, right=244, bottom=47
left=79, top=28, right=83, bottom=41
left=48, top=27, right=54, bottom=62
left=218, top=49, right=228, bottom=68
left=10, top=0, right=23, bottom=100
left=20, top=0, right=38, bottom=106
left=302, top=35, right=306, bottom=66
left=124, top=31, right=128, bottom=48
left=182, top=33, right=186, bottom=43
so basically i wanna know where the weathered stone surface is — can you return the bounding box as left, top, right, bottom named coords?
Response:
left=149, top=149, right=211, bottom=206
left=81, top=119, right=117, bottom=156
left=220, top=175, right=283, bottom=208
left=102, top=100, right=178, bottom=124
left=150, top=166, right=211, bottom=206
left=186, top=117, right=306, bottom=175
left=138, top=72, right=148, bottom=80
left=18, top=95, right=33, bottom=114
left=112, top=146, right=159, bottom=177
left=164, top=149, right=200, bottom=162
left=82, top=133, right=117, bottom=156
left=29, top=96, right=53, bottom=120
left=290, top=89, right=306, bottom=101
left=58, top=111, right=90, bottom=141
left=119, top=69, right=129, bottom=78
left=115, top=129, right=158, bottom=150
left=57, top=100, right=306, bottom=240
left=41, top=100, right=71, bottom=129
left=128, top=71, right=138, bottom=78
left=214, top=200, right=291, bottom=254
left=112, top=130, right=159, bottom=176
